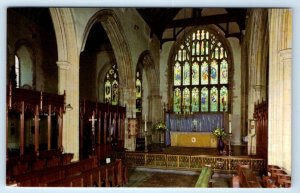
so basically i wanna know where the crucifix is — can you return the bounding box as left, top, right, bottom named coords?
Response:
left=89, top=111, right=97, bottom=154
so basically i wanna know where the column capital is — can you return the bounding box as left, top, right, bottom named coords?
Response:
left=56, top=61, right=71, bottom=70
left=252, top=84, right=264, bottom=91
left=279, top=48, right=292, bottom=61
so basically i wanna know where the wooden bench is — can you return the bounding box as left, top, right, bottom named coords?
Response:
left=8, top=157, right=97, bottom=187
left=195, top=166, right=213, bottom=188
left=8, top=156, right=127, bottom=187
left=232, top=164, right=261, bottom=188
left=262, top=165, right=291, bottom=188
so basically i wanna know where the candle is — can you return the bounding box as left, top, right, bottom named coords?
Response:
left=229, top=122, right=232, bottom=133
left=145, top=114, right=147, bottom=132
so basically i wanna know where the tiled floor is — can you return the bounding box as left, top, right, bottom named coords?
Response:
left=125, top=167, right=232, bottom=188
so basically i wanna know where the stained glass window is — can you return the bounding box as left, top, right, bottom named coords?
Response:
left=174, top=62, right=181, bottom=86
left=172, top=27, right=230, bottom=113
left=183, top=62, right=190, bottom=85
left=220, top=86, right=228, bottom=111
left=220, top=60, right=228, bottom=84
left=104, top=64, right=119, bottom=105
left=136, top=70, right=142, bottom=112
left=191, top=87, right=199, bottom=112
left=201, top=62, right=208, bottom=85
left=183, top=88, right=190, bottom=112
left=173, top=88, right=181, bottom=113
left=210, top=60, right=218, bottom=85
left=201, top=87, right=208, bottom=112
left=192, top=62, right=199, bottom=85
left=210, top=87, right=218, bottom=112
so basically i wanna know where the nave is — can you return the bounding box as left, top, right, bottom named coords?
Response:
left=5, top=7, right=292, bottom=189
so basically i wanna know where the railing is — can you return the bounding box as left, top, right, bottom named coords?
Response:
left=113, top=152, right=265, bottom=173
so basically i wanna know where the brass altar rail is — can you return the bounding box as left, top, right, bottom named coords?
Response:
left=113, top=152, right=265, bottom=173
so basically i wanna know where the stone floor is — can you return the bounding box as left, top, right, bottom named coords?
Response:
left=125, top=167, right=232, bottom=188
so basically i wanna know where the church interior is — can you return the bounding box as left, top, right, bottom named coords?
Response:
left=5, top=7, right=292, bottom=188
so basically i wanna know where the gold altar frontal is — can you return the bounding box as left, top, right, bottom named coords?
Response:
left=170, top=132, right=217, bottom=148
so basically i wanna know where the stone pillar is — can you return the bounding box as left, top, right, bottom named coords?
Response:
left=268, top=9, right=292, bottom=173
left=245, top=9, right=268, bottom=155
left=280, top=49, right=292, bottom=173
left=120, top=87, right=136, bottom=151
left=57, top=61, right=80, bottom=161
left=148, top=94, right=162, bottom=144
left=148, top=94, right=163, bottom=123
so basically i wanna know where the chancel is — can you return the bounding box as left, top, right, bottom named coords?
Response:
left=5, top=7, right=292, bottom=188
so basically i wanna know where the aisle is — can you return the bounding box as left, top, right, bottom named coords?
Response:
left=125, top=168, right=232, bottom=188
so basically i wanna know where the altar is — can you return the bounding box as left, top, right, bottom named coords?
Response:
left=170, top=132, right=217, bottom=148
left=165, top=113, right=224, bottom=147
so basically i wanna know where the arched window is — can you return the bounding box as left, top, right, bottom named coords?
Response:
left=136, top=69, right=142, bottom=112
left=104, top=64, right=119, bottom=105
left=172, top=27, right=230, bottom=113
left=15, top=55, right=20, bottom=88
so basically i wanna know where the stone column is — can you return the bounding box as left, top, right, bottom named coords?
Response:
left=268, top=9, right=292, bottom=173
left=148, top=94, right=163, bottom=123
left=57, top=61, right=80, bottom=161
left=280, top=49, right=292, bottom=173
left=148, top=94, right=162, bottom=144
left=120, top=87, right=136, bottom=151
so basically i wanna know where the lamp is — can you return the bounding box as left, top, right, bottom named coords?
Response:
left=65, top=104, right=73, bottom=111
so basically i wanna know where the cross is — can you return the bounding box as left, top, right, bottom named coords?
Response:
left=193, top=119, right=197, bottom=126
left=89, top=111, right=97, bottom=135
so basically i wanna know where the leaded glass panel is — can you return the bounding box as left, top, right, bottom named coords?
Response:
left=174, top=62, right=181, bottom=86
left=210, top=60, right=218, bottom=84
left=173, top=88, right=181, bottom=113
left=201, top=62, right=208, bottom=85
left=220, top=60, right=228, bottom=84
left=220, top=86, right=228, bottom=111
left=105, top=80, right=111, bottom=103
left=104, top=64, right=119, bottom=105
left=172, top=27, right=230, bottom=113
left=210, top=87, right=218, bottom=112
left=192, top=62, right=199, bottom=85
left=183, top=62, right=190, bottom=85
left=183, top=88, right=190, bottom=112
left=201, top=87, right=208, bottom=112
left=191, top=87, right=199, bottom=112
left=111, top=80, right=118, bottom=105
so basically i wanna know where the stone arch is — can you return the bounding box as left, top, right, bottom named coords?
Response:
left=49, top=8, right=80, bottom=160
left=81, top=9, right=134, bottom=95
left=49, top=8, right=79, bottom=66
left=137, top=50, right=160, bottom=95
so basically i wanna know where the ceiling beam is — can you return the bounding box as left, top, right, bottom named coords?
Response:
left=165, top=13, right=245, bottom=29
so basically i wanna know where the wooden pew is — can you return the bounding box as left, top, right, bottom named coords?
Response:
left=9, top=156, right=127, bottom=188
left=262, top=165, right=291, bottom=188
left=233, top=164, right=261, bottom=188
left=7, top=151, right=73, bottom=177
left=9, top=157, right=97, bottom=187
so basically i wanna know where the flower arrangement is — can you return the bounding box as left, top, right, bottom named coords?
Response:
left=212, top=127, right=227, bottom=139
left=153, top=121, right=166, bottom=130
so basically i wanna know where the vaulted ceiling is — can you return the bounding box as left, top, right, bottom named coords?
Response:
left=136, top=8, right=248, bottom=46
